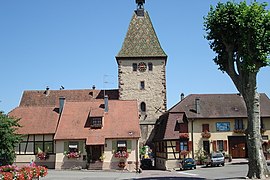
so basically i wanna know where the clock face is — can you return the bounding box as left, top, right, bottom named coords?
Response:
left=138, top=62, right=147, bottom=72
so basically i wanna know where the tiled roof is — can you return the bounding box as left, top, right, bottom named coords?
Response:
left=19, top=89, right=119, bottom=107
left=116, top=11, right=167, bottom=58
left=153, top=112, right=185, bottom=141
left=54, top=100, right=140, bottom=144
left=9, top=106, right=59, bottom=134
left=170, top=93, right=270, bottom=119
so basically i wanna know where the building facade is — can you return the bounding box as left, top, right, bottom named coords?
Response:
left=153, top=93, right=270, bottom=170
left=116, top=0, right=167, bottom=144
left=9, top=89, right=141, bottom=170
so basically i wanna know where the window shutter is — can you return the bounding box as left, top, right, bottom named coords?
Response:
left=212, top=140, right=217, bottom=152
left=79, top=141, right=84, bottom=153
left=64, top=141, right=68, bottom=152
left=176, top=141, right=180, bottom=152
left=188, top=141, right=193, bottom=151
left=127, top=140, right=132, bottom=153
left=223, top=140, right=228, bottom=151
left=112, top=140, right=117, bottom=153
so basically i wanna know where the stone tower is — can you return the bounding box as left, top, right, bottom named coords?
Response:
left=116, top=0, right=167, bottom=144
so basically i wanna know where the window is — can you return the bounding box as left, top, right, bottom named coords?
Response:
left=90, top=117, right=102, bottom=128
left=140, top=81, right=145, bottom=90
left=117, top=140, right=127, bottom=152
left=235, top=119, right=244, bottom=129
left=16, top=134, right=54, bottom=155
left=132, top=63, right=137, bottom=71
left=202, top=124, right=210, bottom=132
left=217, top=140, right=224, bottom=151
left=148, top=62, right=153, bottom=71
left=140, top=102, right=146, bottom=112
left=69, top=141, right=79, bottom=153
left=180, top=141, right=188, bottom=151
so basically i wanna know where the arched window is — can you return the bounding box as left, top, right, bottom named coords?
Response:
left=140, top=102, right=146, bottom=112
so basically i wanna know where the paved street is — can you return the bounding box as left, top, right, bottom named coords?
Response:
left=42, top=161, right=258, bottom=180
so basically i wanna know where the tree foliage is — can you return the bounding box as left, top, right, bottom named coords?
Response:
left=0, top=112, right=21, bottom=166
left=204, top=1, right=270, bottom=86
left=204, top=1, right=270, bottom=179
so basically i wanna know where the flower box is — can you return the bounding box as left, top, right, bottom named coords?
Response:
left=179, top=133, right=189, bottom=139
left=37, top=152, right=49, bottom=160
left=201, top=131, right=211, bottom=138
left=114, top=151, right=129, bottom=158
left=64, top=151, right=81, bottom=159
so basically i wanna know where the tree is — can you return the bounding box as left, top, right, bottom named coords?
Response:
left=0, top=112, right=21, bottom=166
left=204, top=1, right=270, bottom=179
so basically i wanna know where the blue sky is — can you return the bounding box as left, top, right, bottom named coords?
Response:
left=0, top=0, right=269, bottom=113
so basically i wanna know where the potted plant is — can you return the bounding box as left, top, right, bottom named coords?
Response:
left=37, top=151, right=49, bottom=160
left=64, top=151, right=81, bottom=159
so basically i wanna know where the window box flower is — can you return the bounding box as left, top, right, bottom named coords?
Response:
left=179, top=133, right=189, bottom=139
left=233, top=129, right=246, bottom=134
left=37, top=151, right=49, bottom=160
left=64, top=151, right=81, bottom=159
left=114, top=151, right=129, bottom=158
left=201, top=130, right=211, bottom=138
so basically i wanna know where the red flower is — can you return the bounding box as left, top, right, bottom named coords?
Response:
left=114, top=151, right=129, bottom=158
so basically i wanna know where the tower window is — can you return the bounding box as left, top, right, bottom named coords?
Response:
left=140, top=81, right=145, bottom=90
left=148, top=63, right=153, bottom=71
left=140, top=102, right=146, bottom=112
left=132, top=63, right=137, bottom=71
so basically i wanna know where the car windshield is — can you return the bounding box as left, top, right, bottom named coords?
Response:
left=212, top=153, right=223, bottom=158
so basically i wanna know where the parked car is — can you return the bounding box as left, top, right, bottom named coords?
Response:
left=179, top=158, right=196, bottom=170
left=204, top=152, right=225, bottom=167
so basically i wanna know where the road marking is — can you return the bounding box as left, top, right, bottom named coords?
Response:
left=177, top=171, right=198, bottom=176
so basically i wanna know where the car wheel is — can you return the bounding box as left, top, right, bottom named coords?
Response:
left=194, top=166, right=196, bottom=169
left=222, top=163, right=225, bottom=166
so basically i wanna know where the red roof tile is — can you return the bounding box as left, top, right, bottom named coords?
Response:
left=9, top=106, right=59, bottom=134
left=54, top=100, right=140, bottom=144
left=19, top=89, right=119, bottom=107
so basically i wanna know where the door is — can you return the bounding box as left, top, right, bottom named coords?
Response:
left=86, top=145, right=103, bottom=162
left=203, top=141, right=210, bottom=155
left=229, top=136, right=247, bottom=158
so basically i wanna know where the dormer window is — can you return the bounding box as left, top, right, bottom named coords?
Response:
left=88, top=117, right=102, bottom=129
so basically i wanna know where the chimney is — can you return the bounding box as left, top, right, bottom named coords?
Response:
left=180, top=93, right=184, bottom=101
left=59, top=97, right=65, bottom=114
left=195, top=98, right=200, bottom=114
left=104, top=95, right=109, bottom=112
left=45, top=86, right=50, bottom=96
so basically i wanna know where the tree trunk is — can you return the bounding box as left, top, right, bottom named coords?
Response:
left=241, top=74, right=269, bottom=179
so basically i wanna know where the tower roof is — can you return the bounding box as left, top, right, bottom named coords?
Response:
left=116, top=11, right=167, bottom=59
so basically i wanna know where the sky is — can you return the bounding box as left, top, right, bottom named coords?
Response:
left=0, top=0, right=269, bottom=113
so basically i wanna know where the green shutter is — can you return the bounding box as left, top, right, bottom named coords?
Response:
left=112, top=140, right=117, bottom=153
left=64, top=141, right=68, bottom=153
left=127, top=140, right=132, bottom=153
left=79, top=141, right=84, bottom=153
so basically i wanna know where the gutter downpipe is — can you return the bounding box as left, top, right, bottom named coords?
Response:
left=191, top=118, right=194, bottom=159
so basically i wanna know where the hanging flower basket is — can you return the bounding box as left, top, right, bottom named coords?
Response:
left=179, top=133, right=189, bottom=139
left=201, top=131, right=211, bottom=138
left=37, top=152, right=49, bottom=160
left=114, top=151, right=129, bottom=158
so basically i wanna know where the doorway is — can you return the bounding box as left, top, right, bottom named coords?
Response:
left=203, top=141, right=210, bottom=155
left=228, top=136, right=247, bottom=158
left=86, top=145, right=103, bottom=162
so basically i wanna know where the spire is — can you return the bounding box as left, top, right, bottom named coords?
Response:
left=116, top=1, right=167, bottom=59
